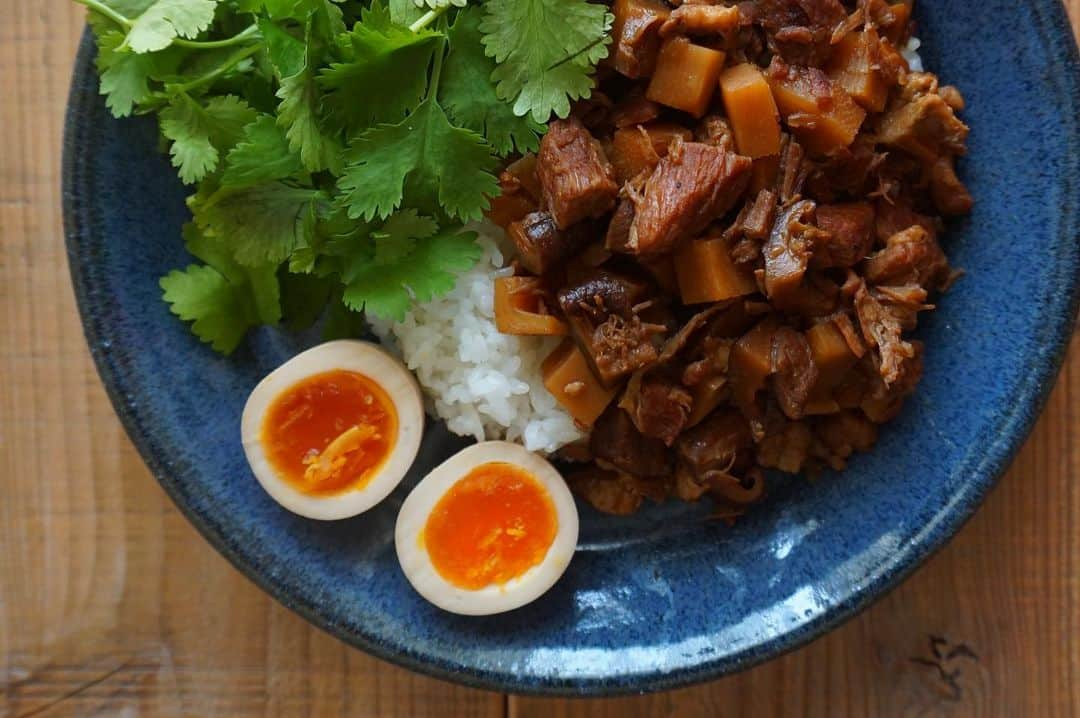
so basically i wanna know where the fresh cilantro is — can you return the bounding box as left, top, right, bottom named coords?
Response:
left=338, top=97, right=499, bottom=221
left=125, top=0, right=219, bottom=53
left=95, top=28, right=156, bottom=115
left=273, top=11, right=344, bottom=174
left=388, top=0, right=425, bottom=26
left=318, top=1, right=441, bottom=134
left=222, top=114, right=303, bottom=186
left=190, top=182, right=322, bottom=266
left=159, top=94, right=257, bottom=183
left=441, top=7, right=542, bottom=155
left=341, top=216, right=480, bottom=321
left=80, top=0, right=617, bottom=353
left=480, top=0, right=612, bottom=122
left=160, top=222, right=281, bottom=354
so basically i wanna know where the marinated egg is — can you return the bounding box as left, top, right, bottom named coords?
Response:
left=395, top=442, right=578, bottom=615
left=241, top=340, right=423, bottom=520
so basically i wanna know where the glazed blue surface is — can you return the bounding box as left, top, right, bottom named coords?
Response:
left=63, top=1, right=1080, bottom=695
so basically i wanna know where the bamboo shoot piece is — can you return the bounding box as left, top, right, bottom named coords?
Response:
left=541, top=340, right=617, bottom=426
left=766, top=60, right=866, bottom=156
left=494, top=277, right=568, bottom=337
left=826, top=29, right=889, bottom=113
left=805, top=320, right=857, bottom=388
left=729, top=318, right=777, bottom=413
left=674, top=237, right=758, bottom=304
left=884, top=2, right=912, bottom=45
left=719, top=63, right=782, bottom=158
left=646, top=37, right=726, bottom=118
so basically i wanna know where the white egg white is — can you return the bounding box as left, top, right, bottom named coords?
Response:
left=241, top=340, right=424, bottom=520
left=395, top=441, right=579, bottom=616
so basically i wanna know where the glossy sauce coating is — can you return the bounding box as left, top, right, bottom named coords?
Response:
left=423, top=462, right=558, bottom=590
left=261, top=370, right=397, bottom=495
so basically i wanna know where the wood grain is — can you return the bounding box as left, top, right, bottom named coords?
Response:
left=1, top=2, right=1077, bottom=717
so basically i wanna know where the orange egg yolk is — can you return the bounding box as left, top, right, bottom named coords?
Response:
left=261, top=370, right=397, bottom=496
left=423, top=463, right=558, bottom=590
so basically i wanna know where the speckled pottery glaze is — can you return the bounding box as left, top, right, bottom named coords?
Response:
left=63, top=1, right=1080, bottom=696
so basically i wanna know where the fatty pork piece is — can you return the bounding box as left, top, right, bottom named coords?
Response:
left=590, top=405, right=672, bottom=478
left=625, top=141, right=752, bottom=256
left=674, top=410, right=757, bottom=502
left=557, top=270, right=668, bottom=387
left=536, top=117, right=619, bottom=230
left=507, top=211, right=597, bottom=275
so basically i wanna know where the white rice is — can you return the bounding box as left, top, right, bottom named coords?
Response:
left=902, top=36, right=924, bottom=73
left=367, top=224, right=584, bottom=454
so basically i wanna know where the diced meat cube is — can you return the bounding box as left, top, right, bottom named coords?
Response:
left=863, top=226, right=951, bottom=290
left=929, top=155, right=974, bottom=216
left=537, top=117, right=619, bottom=229
left=567, top=467, right=644, bottom=515
left=622, top=372, right=693, bottom=446
left=812, top=202, right=875, bottom=269
left=770, top=326, right=819, bottom=419
left=876, top=73, right=970, bottom=161
left=676, top=409, right=754, bottom=482
left=590, top=406, right=672, bottom=477
left=627, top=141, right=752, bottom=256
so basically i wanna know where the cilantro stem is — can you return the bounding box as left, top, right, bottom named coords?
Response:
left=75, top=0, right=127, bottom=27
left=173, top=25, right=261, bottom=50
left=167, top=42, right=264, bottom=94
left=74, top=0, right=260, bottom=50
left=409, top=6, right=449, bottom=33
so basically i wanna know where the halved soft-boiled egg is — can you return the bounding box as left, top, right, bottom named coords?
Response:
left=395, top=441, right=578, bottom=615
left=241, top=340, right=423, bottom=520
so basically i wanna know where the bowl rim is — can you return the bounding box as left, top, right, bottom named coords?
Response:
left=62, top=5, right=1080, bottom=697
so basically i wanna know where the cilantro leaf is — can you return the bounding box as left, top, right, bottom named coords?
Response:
left=222, top=114, right=303, bottom=186
left=338, top=97, right=499, bottom=221
left=125, top=0, right=220, bottom=53
left=160, top=222, right=282, bottom=354
left=191, top=182, right=322, bottom=265
left=274, top=9, right=345, bottom=172
left=371, top=209, right=438, bottom=265
left=161, top=264, right=254, bottom=353
left=94, top=29, right=155, bottom=116
left=318, top=1, right=441, bottom=134
left=259, top=18, right=306, bottom=78
left=480, top=0, right=612, bottom=122
left=388, top=0, right=425, bottom=26
left=342, top=223, right=480, bottom=321
left=159, top=94, right=257, bottom=183
left=441, top=7, right=542, bottom=155
left=277, top=66, right=342, bottom=173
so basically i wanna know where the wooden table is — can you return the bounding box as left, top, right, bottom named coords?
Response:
left=2, top=4, right=1078, bottom=716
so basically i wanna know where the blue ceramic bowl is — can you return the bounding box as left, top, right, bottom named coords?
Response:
left=64, top=2, right=1080, bottom=696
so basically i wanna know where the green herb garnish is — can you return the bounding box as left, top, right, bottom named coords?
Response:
left=76, top=0, right=613, bottom=353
